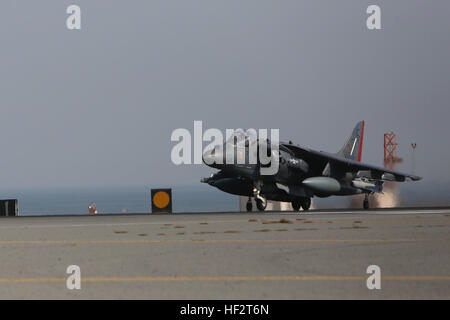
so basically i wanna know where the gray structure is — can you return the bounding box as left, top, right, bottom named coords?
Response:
left=0, top=199, right=19, bottom=217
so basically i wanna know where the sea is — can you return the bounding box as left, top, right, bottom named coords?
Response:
left=0, top=181, right=448, bottom=216
left=0, top=185, right=238, bottom=216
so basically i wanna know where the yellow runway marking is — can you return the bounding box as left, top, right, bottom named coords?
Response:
left=0, top=220, right=247, bottom=230
left=1, top=218, right=449, bottom=231
left=1, top=275, right=450, bottom=284
left=301, top=220, right=450, bottom=226
left=1, top=215, right=449, bottom=230
left=1, top=238, right=450, bottom=245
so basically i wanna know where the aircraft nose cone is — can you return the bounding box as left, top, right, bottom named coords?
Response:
left=202, top=150, right=213, bottom=165
left=202, top=148, right=223, bottom=167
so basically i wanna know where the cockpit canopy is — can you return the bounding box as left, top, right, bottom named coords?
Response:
left=225, top=129, right=258, bottom=147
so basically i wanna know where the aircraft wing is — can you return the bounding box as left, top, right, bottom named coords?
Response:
left=281, top=143, right=422, bottom=182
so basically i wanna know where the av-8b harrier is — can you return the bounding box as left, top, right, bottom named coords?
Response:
left=201, top=121, right=421, bottom=212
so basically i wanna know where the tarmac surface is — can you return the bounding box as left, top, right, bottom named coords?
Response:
left=1, top=207, right=450, bottom=299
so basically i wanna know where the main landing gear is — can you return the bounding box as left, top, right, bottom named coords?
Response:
left=301, top=198, right=311, bottom=211
left=292, top=198, right=311, bottom=213
left=363, top=193, right=370, bottom=210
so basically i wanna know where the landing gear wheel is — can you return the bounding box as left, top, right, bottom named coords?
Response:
left=363, top=199, right=369, bottom=210
left=363, top=194, right=369, bottom=210
left=301, top=198, right=311, bottom=211
left=291, top=201, right=301, bottom=212
left=255, top=197, right=267, bottom=211
left=246, top=199, right=253, bottom=212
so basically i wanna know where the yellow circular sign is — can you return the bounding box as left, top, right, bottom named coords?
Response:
left=153, top=191, right=170, bottom=209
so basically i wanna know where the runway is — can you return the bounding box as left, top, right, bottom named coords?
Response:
left=1, top=207, right=450, bottom=299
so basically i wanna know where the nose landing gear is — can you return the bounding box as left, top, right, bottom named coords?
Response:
left=253, top=188, right=267, bottom=211
left=246, top=198, right=253, bottom=212
left=255, top=195, right=267, bottom=211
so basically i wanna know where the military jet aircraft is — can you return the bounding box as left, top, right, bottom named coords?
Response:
left=201, top=121, right=421, bottom=212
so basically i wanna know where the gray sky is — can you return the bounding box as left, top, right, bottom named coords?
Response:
left=0, top=1, right=449, bottom=189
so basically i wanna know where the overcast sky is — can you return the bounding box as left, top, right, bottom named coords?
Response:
left=0, top=1, right=449, bottom=189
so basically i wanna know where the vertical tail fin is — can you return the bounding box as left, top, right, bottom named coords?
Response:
left=337, top=121, right=365, bottom=162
